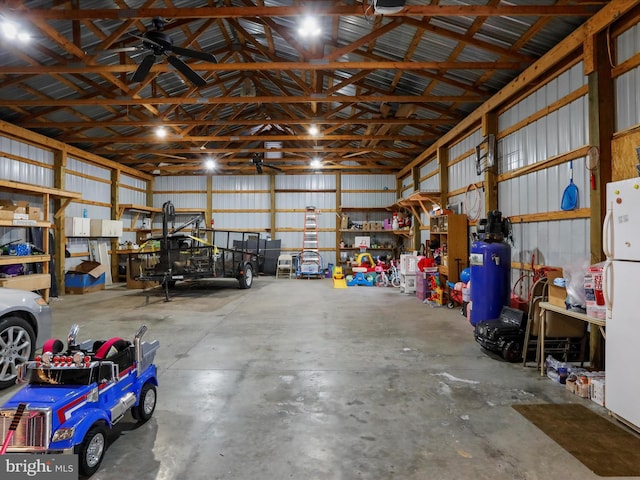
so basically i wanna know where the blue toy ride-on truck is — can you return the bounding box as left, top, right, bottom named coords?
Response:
left=0, top=324, right=159, bottom=477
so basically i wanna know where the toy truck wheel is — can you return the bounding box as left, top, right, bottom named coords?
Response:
left=502, top=341, right=522, bottom=362
left=133, top=383, right=157, bottom=423
left=0, top=316, right=36, bottom=390
left=78, top=423, right=108, bottom=477
left=238, top=263, right=253, bottom=289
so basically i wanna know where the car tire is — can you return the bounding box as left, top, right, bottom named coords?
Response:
left=78, top=423, right=108, bottom=477
left=502, top=341, right=522, bottom=362
left=0, top=316, right=36, bottom=390
left=238, top=263, right=253, bottom=289
left=133, top=383, right=157, bottom=423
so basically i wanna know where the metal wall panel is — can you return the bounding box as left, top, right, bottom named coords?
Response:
left=0, top=135, right=54, bottom=186
left=120, top=173, right=146, bottom=190
left=0, top=157, right=53, bottom=187
left=275, top=192, right=335, bottom=211
left=615, top=68, right=640, bottom=132
left=498, top=99, right=587, bottom=175
left=118, top=186, right=146, bottom=206
left=340, top=192, right=395, bottom=208
left=419, top=158, right=438, bottom=177
left=154, top=175, right=207, bottom=191
left=67, top=157, right=110, bottom=180
left=448, top=129, right=482, bottom=191
left=276, top=174, right=336, bottom=190
left=214, top=192, right=271, bottom=210
left=340, top=174, right=394, bottom=190
left=616, top=21, right=640, bottom=64
left=419, top=175, right=440, bottom=193
left=213, top=175, right=269, bottom=191
left=64, top=170, right=110, bottom=218
left=153, top=193, right=207, bottom=210
left=213, top=212, right=270, bottom=230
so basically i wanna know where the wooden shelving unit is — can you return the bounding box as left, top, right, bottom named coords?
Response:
left=337, top=206, right=400, bottom=267
left=429, top=213, right=468, bottom=283
left=0, top=180, right=80, bottom=301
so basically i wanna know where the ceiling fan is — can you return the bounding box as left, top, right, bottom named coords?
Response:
left=127, top=17, right=216, bottom=87
left=251, top=153, right=282, bottom=174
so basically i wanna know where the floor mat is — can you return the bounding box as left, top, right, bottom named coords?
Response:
left=513, top=403, right=640, bottom=476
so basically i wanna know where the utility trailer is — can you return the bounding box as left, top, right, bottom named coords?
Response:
left=131, top=201, right=262, bottom=300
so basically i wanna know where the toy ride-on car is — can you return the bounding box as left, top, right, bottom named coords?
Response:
left=0, top=324, right=159, bottom=477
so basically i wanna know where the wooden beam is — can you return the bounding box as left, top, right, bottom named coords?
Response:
left=397, top=0, right=639, bottom=178
left=17, top=5, right=606, bottom=21
left=0, top=61, right=526, bottom=76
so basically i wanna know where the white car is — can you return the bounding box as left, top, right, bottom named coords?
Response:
left=0, top=287, right=52, bottom=389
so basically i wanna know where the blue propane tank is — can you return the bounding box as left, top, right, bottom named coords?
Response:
left=469, top=210, right=512, bottom=326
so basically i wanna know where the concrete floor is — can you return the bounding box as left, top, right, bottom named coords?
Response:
left=0, top=276, right=634, bottom=480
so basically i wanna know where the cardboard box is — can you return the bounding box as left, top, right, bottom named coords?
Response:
left=126, top=258, right=159, bottom=289
left=27, top=206, right=41, bottom=221
left=546, top=269, right=566, bottom=308
left=0, top=199, right=28, bottom=214
left=65, top=261, right=107, bottom=289
left=590, top=378, right=606, bottom=406
left=0, top=200, right=29, bottom=220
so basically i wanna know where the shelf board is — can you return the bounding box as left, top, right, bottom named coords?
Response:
left=118, top=204, right=162, bottom=214
left=0, top=254, right=50, bottom=265
left=340, top=229, right=394, bottom=233
left=0, top=180, right=81, bottom=199
left=340, top=207, right=388, bottom=211
left=340, top=247, right=394, bottom=251
left=0, top=220, right=51, bottom=228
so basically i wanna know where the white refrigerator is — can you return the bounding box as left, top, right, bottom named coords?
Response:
left=602, top=177, right=640, bottom=429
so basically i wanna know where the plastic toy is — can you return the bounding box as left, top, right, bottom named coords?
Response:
left=354, top=252, right=376, bottom=272
left=460, top=267, right=471, bottom=284
left=332, top=265, right=348, bottom=288
left=347, top=266, right=375, bottom=286
left=0, top=324, right=159, bottom=477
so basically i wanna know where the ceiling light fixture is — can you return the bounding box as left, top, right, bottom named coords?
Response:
left=298, top=17, right=322, bottom=38
left=309, top=125, right=319, bottom=136
left=372, top=0, right=406, bottom=15
left=310, top=157, right=322, bottom=169
left=2, top=20, right=30, bottom=42
left=155, top=126, right=167, bottom=138
left=205, top=158, right=216, bottom=170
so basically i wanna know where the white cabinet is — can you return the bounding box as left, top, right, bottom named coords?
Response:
left=90, top=219, right=123, bottom=237
left=65, top=217, right=91, bottom=237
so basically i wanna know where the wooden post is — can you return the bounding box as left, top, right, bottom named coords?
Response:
left=53, top=148, right=67, bottom=297
left=586, top=30, right=614, bottom=371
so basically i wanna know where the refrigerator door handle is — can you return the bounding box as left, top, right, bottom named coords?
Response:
left=602, top=259, right=613, bottom=320
left=603, top=208, right=613, bottom=259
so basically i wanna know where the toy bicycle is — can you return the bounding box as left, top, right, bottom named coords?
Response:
left=376, top=261, right=401, bottom=287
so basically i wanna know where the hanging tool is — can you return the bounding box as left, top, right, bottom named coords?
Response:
left=561, top=160, right=579, bottom=211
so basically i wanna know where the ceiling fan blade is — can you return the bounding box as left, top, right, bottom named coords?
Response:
left=131, top=54, right=156, bottom=83
left=129, top=32, right=164, bottom=50
left=264, top=163, right=283, bottom=172
left=99, top=46, right=142, bottom=54
left=255, top=163, right=263, bottom=174
left=169, top=45, right=217, bottom=63
left=167, top=55, right=207, bottom=87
